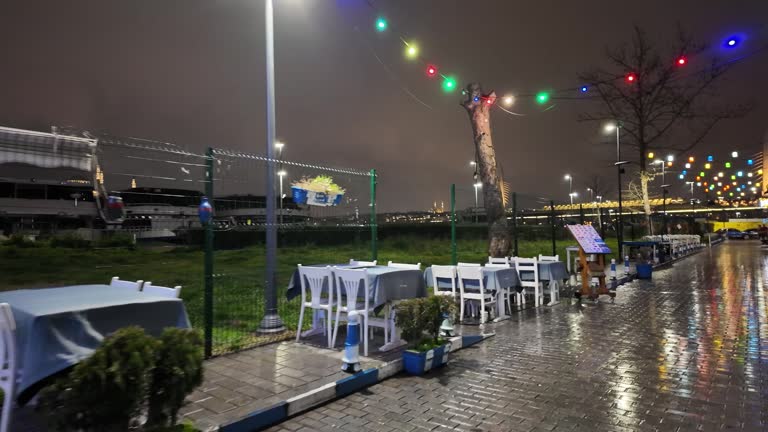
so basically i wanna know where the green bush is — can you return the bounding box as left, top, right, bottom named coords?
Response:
left=38, top=327, right=157, bottom=431
left=2, top=233, right=38, bottom=248
left=395, top=295, right=457, bottom=350
left=147, top=329, right=204, bottom=428
left=38, top=327, right=204, bottom=431
left=95, top=232, right=136, bottom=249
left=50, top=233, right=92, bottom=249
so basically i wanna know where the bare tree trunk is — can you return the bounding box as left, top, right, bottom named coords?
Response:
left=461, top=83, right=510, bottom=257
left=640, top=171, right=653, bottom=235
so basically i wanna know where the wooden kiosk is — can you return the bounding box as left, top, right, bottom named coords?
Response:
left=566, top=224, right=615, bottom=301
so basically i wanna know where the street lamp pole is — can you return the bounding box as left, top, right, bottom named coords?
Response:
left=565, top=174, right=573, bottom=206
left=605, top=121, right=625, bottom=257
left=259, top=0, right=285, bottom=334
left=474, top=182, right=481, bottom=223
left=661, top=184, right=671, bottom=244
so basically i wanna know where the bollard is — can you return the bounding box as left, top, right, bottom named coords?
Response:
left=624, top=256, right=630, bottom=276
left=341, top=311, right=362, bottom=374
left=610, top=259, right=617, bottom=280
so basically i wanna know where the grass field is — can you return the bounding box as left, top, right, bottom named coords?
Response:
left=0, top=236, right=618, bottom=354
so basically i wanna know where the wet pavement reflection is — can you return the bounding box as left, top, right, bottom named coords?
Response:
left=269, top=243, right=768, bottom=431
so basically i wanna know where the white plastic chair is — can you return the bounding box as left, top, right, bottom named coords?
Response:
left=332, top=268, right=387, bottom=356
left=538, top=254, right=559, bottom=262
left=485, top=263, right=513, bottom=316
left=349, top=259, right=377, bottom=266
left=142, top=282, right=182, bottom=298
left=0, top=303, right=17, bottom=432
left=431, top=265, right=457, bottom=298
left=457, top=266, right=496, bottom=324
left=109, top=277, right=143, bottom=293
left=296, top=265, right=335, bottom=348
left=457, top=262, right=481, bottom=267
left=488, top=257, right=509, bottom=265
left=515, top=257, right=542, bottom=307
left=386, top=261, right=421, bottom=270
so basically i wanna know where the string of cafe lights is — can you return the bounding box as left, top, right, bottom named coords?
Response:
left=362, top=1, right=768, bottom=115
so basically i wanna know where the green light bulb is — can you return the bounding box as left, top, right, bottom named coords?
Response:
left=725, top=162, right=731, bottom=168
left=442, top=77, right=457, bottom=92
left=375, top=18, right=387, bottom=32
left=535, top=92, right=550, bottom=104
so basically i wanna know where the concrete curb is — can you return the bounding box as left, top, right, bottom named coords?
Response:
left=219, top=333, right=495, bottom=431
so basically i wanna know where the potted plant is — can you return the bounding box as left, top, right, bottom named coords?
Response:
left=291, top=175, right=346, bottom=207
left=395, top=295, right=458, bottom=375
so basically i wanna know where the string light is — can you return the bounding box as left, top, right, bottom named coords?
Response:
left=580, top=86, right=588, bottom=93
left=502, top=95, right=515, bottom=107
left=676, top=56, right=687, bottom=66
left=405, top=43, right=418, bottom=59
left=535, top=91, right=550, bottom=104
left=425, top=64, right=438, bottom=78
left=442, top=77, right=457, bottom=92
left=625, top=73, right=637, bottom=83
left=375, top=17, right=387, bottom=32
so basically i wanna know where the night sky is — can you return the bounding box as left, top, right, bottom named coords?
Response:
left=1, top=0, right=766, bottom=211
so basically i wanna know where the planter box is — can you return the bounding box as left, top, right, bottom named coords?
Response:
left=402, top=342, right=451, bottom=375
left=291, top=187, right=343, bottom=207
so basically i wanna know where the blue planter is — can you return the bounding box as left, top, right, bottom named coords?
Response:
left=402, top=343, right=450, bottom=375
left=636, top=263, right=653, bottom=279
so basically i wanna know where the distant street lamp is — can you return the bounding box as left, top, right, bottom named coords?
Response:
left=569, top=191, right=578, bottom=206
left=564, top=174, right=573, bottom=205
left=661, top=184, right=671, bottom=244
left=278, top=169, right=287, bottom=225
left=596, top=195, right=603, bottom=229
left=474, top=182, right=482, bottom=223
left=605, top=121, right=625, bottom=254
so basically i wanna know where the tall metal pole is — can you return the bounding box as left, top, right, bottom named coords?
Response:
left=370, top=169, right=378, bottom=261
left=512, top=192, right=519, bottom=257
left=550, top=200, right=557, bottom=256
left=474, top=183, right=479, bottom=223
left=259, top=0, right=285, bottom=334
left=616, top=125, right=624, bottom=258
left=450, top=184, right=457, bottom=265
left=203, top=147, right=214, bottom=358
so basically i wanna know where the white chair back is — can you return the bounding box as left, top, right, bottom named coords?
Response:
left=0, top=303, right=17, bottom=432
left=334, top=268, right=371, bottom=312
left=457, top=265, right=486, bottom=296
left=484, top=263, right=509, bottom=268
left=387, top=261, right=421, bottom=270
left=349, top=259, right=377, bottom=266
left=110, top=277, right=143, bottom=292
left=538, top=254, right=559, bottom=262
left=431, top=265, right=457, bottom=297
left=488, top=257, right=509, bottom=265
left=514, top=257, right=540, bottom=288
left=297, top=265, right=333, bottom=308
left=142, top=282, right=182, bottom=298
left=457, top=262, right=481, bottom=267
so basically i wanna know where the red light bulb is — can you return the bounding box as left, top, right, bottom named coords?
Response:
left=677, top=56, right=687, bottom=66
left=425, top=64, right=438, bottom=78
left=626, top=73, right=636, bottom=83
left=486, top=98, right=493, bottom=105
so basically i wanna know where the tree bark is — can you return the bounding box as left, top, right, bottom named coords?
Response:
left=640, top=171, right=653, bottom=235
left=461, top=83, right=510, bottom=257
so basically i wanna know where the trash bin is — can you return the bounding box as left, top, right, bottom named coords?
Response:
left=636, top=263, right=653, bottom=279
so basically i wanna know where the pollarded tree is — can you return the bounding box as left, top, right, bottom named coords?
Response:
left=580, top=26, right=748, bottom=229
left=461, top=83, right=510, bottom=257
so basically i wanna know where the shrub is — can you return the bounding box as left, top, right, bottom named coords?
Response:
left=2, top=233, right=38, bottom=248
left=38, top=327, right=158, bottom=431
left=395, top=295, right=457, bottom=351
left=147, top=329, right=204, bottom=428
left=50, top=233, right=92, bottom=249
left=95, top=232, right=136, bottom=249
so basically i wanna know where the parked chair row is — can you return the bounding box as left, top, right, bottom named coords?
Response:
left=109, top=277, right=182, bottom=298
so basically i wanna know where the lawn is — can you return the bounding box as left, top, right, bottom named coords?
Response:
left=0, top=235, right=618, bottom=354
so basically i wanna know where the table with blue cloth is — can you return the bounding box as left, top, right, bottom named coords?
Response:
left=424, top=266, right=519, bottom=320
left=0, top=285, right=190, bottom=404
left=286, top=264, right=426, bottom=351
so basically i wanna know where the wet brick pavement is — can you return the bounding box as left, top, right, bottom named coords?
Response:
left=267, top=242, right=768, bottom=431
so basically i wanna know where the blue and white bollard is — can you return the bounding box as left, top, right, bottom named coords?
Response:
left=624, top=256, right=630, bottom=277
left=610, top=258, right=617, bottom=290
left=341, top=311, right=362, bottom=374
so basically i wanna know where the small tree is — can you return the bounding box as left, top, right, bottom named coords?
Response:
left=580, top=26, right=748, bottom=229
left=461, top=83, right=510, bottom=257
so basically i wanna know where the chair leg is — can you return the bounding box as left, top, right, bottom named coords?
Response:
left=1, top=383, right=13, bottom=432
left=296, top=305, right=305, bottom=342
left=363, top=313, right=369, bottom=357
left=331, top=307, right=342, bottom=349
left=326, top=308, right=333, bottom=348
left=459, top=297, right=465, bottom=322
left=384, top=305, right=390, bottom=345
left=480, top=298, right=486, bottom=324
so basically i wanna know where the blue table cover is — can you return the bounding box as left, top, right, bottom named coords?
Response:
left=286, top=265, right=426, bottom=307
left=425, top=262, right=569, bottom=292
left=0, top=285, right=190, bottom=399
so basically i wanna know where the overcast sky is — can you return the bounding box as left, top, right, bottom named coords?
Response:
left=1, top=0, right=766, bottom=211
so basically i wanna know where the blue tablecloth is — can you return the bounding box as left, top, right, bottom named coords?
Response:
left=286, top=265, right=426, bottom=308
left=0, top=285, right=190, bottom=400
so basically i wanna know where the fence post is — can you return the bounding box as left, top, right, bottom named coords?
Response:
left=370, top=169, right=378, bottom=261
left=550, top=200, right=556, bottom=256
left=451, top=184, right=457, bottom=265
left=203, top=147, right=214, bottom=358
left=512, top=192, right=518, bottom=257
left=600, top=207, right=606, bottom=239
left=579, top=203, right=584, bottom=224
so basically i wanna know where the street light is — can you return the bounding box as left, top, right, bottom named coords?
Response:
left=569, top=191, right=578, bottom=206
left=685, top=181, right=695, bottom=213
left=260, top=0, right=285, bottom=334
left=661, top=184, right=671, bottom=244
left=653, top=159, right=668, bottom=184
left=605, top=121, right=625, bottom=254
left=564, top=174, right=573, bottom=205
left=596, top=195, right=603, bottom=231
left=474, top=182, right=482, bottom=223
left=278, top=169, right=287, bottom=225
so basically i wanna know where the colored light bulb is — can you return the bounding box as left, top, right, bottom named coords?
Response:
left=375, top=18, right=387, bottom=32
left=442, top=77, right=457, bottom=92
left=426, top=64, right=437, bottom=78
left=535, top=91, right=550, bottom=104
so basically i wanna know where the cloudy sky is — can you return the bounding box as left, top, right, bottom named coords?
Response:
left=1, top=0, right=766, bottom=211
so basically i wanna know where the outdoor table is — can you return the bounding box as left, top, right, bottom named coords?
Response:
left=424, top=266, right=520, bottom=320
left=518, top=261, right=569, bottom=306
left=0, top=285, right=190, bottom=403
left=286, top=264, right=426, bottom=351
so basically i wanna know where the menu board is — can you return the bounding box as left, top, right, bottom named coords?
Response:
left=567, top=224, right=612, bottom=254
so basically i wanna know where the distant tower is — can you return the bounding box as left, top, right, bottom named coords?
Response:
left=131, top=177, right=137, bottom=189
